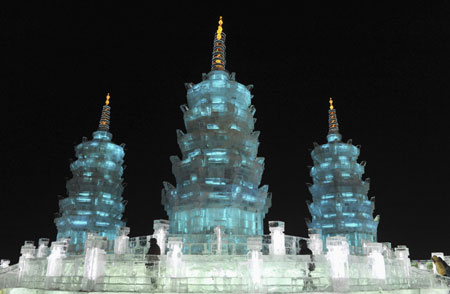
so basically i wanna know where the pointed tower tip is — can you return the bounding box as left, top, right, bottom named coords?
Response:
left=98, top=93, right=111, bottom=132
left=216, top=16, right=223, bottom=40
left=211, top=16, right=227, bottom=71
left=327, top=97, right=342, bottom=142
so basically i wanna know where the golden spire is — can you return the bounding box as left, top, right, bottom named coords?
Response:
left=328, top=97, right=339, bottom=134
left=211, top=16, right=226, bottom=71
left=105, top=92, right=110, bottom=106
left=216, top=16, right=223, bottom=40
left=98, top=92, right=111, bottom=131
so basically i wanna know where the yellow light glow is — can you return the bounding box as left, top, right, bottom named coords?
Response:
left=216, top=16, right=223, bottom=40
left=106, top=93, right=110, bottom=106
left=329, top=97, right=334, bottom=110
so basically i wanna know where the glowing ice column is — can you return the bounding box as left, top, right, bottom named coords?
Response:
left=46, top=240, right=68, bottom=278
left=82, top=233, right=107, bottom=291
left=363, top=242, right=386, bottom=280
left=308, top=228, right=323, bottom=255
left=395, top=245, right=411, bottom=281
left=247, top=236, right=263, bottom=291
left=213, top=226, right=224, bottom=255
left=326, top=236, right=349, bottom=292
left=153, top=220, right=169, bottom=255
left=167, top=237, right=183, bottom=278
left=37, top=238, right=50, bottom=258
left=18, top=241, right=36, bottom=280
left=269, top=221, right=285, bottom=255
left=114, top=227, right=130, bottom=255
left=0, top=260, right=10, bottom=268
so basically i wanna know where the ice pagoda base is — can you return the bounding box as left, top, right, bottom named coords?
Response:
left=1, top=253, right=449, bottom=293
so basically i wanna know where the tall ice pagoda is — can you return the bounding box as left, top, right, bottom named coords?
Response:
left=306, top=98, right=379, bottom=254
left=54, top=94, right=127, bottom=252
left=162, top=17, right=272, bottom=253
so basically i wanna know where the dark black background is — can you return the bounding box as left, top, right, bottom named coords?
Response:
left=1, top=3, right=448, bottom=263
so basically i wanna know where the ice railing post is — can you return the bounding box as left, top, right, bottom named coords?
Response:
left=18, top=241, right=36, bottom=283
left=213, top=226, right=225, bottom=255
left=247, top=236, right=263, bottom=291
left=37, top=238, right=50, bottom=258
left=153, top=220, right=169, bottom=255
left=395, top=245, right=411, bottom=285
left=326, top=236, right=350, bottom=292
left=269, top=221, right=285, bottom=255
left=167, top=237, right=183, bottom=277
left=45, top=239, right=69, bottom=289
left=114, top=226, right=130, bottom=255
left=308, top=228, right=323, bottom=255
left=82, top=232, right=107, bottom=291
left=0, top=260, right=10, bottom=269
left=363, top=242, right=386, bottom=281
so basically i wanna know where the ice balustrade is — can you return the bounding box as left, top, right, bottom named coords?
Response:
left=4, top=233, right=448, bottom=293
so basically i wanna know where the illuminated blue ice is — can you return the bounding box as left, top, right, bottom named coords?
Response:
left=306, top=100, right=379, bottom=254
left=162, top=70, right=271, bottom=253
left=54, top=102, right=126, bottom=252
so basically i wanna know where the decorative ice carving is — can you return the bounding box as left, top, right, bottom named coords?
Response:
left=114, top=227, right=130, bottom=255
left=153, top=220, right=169, bottom=255
left=247, top=236, right=263, bottom=291
left=269, top=221, right=285, bottom=255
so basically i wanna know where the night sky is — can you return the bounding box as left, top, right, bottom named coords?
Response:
left=1, top=3, right=449, bottom=263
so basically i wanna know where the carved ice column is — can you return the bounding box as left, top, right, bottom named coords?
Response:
left=37, top=238, right=50, bottom=258
left=326, top=236, right=350, bottom=292
left=395, top=245, right=411, bottom=282
left=308, top=228, right=323, bottom=255
left=82, top=233, right=107, bottom=291
left=269, top=221, right=285, bottom=255
left=18, top=241, right=36, bottom=283
left=45, top=239, right=69, bottom=289
left=153, top=220, right=169, bottom=255
left=247, top=236, right=263, bottom=291
left=363, top=242, right=386, bottom=280
left=114, top=227, right=130, bottom=255
left=167, top=237, right=183, bottom=278
left=0, top=260, right=10, bottom=268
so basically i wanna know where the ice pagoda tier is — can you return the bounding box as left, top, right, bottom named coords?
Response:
left=162, top=18, right=271, bottom=252
left=306, top=98, right=379, bottom=254
left=54, top=94, right=126, bottom=252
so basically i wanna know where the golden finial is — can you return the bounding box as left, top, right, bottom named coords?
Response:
left=216, top=16, right=223, bottom=40
left=106, top=93, right=110, bottom=106
left=329, top=97, right=334, bottom=110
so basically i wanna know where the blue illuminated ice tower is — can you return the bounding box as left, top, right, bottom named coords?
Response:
left=54, top=94, right=126, bottom=252
left=306, top=98, right=379, bottom=254
left=162, top=17, right=272, bottom=253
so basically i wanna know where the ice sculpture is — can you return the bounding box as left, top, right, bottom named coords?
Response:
left=247, top=236, right=263, bottom=290
left=306, top=98, right=379, bottom=253
left=153, top=220, right=169, bottom=255
left=54, top=93, right=126, bottom=252
left=268, top=221, right=285, bottom=255
left=162, top=16, right=271, bottom=253
left=326, top=236, right=350, bottom=291
left=82, top=233, right=107, bottom=291
left=114, top=227, right=130, bottom=255
left=364, top=242, right=386, bottom=280
left=46, top=240, right=68, bottom=277
left=36, top=238, right=50, bottom=258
